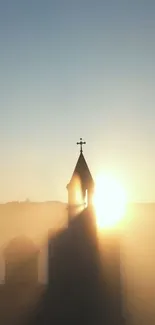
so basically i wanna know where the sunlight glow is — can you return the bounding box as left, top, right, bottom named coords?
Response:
left=93, top=173, right=127, bottom=229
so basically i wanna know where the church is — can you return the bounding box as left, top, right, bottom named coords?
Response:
left=0, top=138, right=125, bottom=325
left=46, top=138, right=125, bottom=325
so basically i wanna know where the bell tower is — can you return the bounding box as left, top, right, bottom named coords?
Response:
left=67, top=138, right=94, bottom=221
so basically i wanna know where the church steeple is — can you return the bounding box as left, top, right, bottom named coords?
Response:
left=67, top=138, right=94, bottom=220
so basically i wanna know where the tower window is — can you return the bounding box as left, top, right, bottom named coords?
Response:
left=85, top=189, right=88, bottom=208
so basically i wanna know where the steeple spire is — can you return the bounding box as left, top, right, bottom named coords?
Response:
left=77, top=138, right=86, bottom=154
left=67, top=139, right=94, bottom=220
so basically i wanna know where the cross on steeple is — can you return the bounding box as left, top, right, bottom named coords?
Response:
left=77, top=138, right=86, bottom=154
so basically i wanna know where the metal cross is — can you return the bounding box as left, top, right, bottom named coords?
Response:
left=77, top=138, right=86, bottom=153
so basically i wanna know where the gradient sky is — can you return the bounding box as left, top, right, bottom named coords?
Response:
left=1, top=0, right=155, bottom=203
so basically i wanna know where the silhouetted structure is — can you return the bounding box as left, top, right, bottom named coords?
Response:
left=46, top=139, right=125, bottom=325
left=67, top=138, right=94, bottom=220
left=4, top=236, right=39, bottom=285
left=0, top=236, right=43, bottom=325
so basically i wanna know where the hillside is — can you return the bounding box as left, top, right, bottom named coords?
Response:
left=0, top=201, right=67, bottom=248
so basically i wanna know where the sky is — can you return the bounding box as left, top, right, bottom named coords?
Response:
left=1, top=0, right=155, bottom=203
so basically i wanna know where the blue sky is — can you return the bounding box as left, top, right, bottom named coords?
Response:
left=1, top=0, right=155, bottom=202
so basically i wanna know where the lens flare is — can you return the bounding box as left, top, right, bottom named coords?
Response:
left=93, top=173, right=127, bottom=229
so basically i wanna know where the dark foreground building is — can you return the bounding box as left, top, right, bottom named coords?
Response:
left=0, top=236, right=44, bottom=325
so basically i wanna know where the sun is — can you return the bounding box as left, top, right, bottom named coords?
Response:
left=93, top=173, right=127, bottom=229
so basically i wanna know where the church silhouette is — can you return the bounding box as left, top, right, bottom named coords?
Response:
left=32, top=138, right=125, bottom=325
left=0, top=138, right=125, bottom=325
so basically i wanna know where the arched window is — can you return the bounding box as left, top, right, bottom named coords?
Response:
left=85, top=189, right=88, bottom=208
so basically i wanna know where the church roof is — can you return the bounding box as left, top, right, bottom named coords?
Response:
left=68, top=152, right=94, bottom=189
